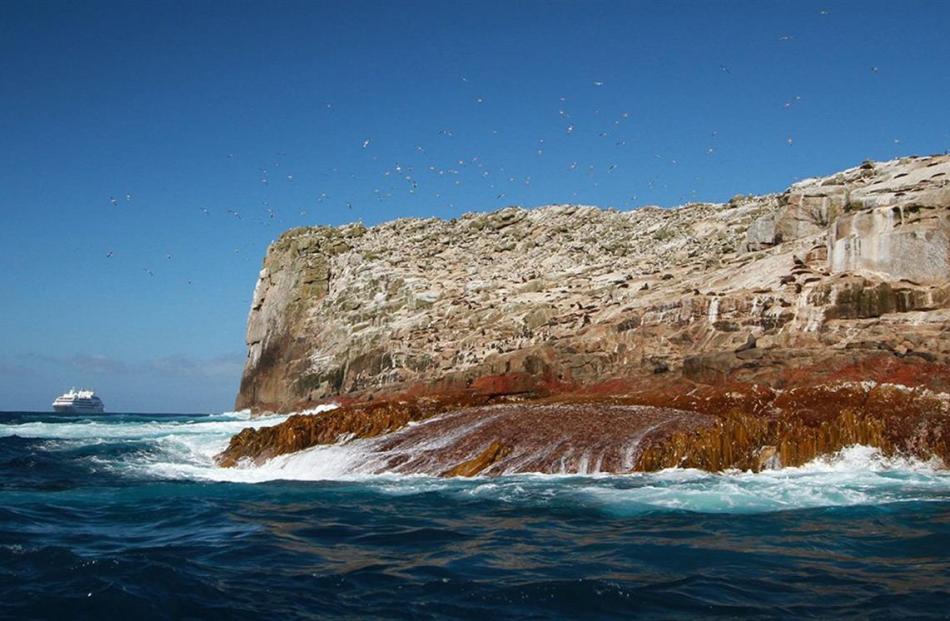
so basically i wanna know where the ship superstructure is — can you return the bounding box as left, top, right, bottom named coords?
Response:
left=52, top=388, right=105, bottom=414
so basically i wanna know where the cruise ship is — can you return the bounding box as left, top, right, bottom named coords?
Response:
left=52, top=388, right=105, bottom=414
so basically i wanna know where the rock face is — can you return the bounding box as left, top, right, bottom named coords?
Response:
left=236, top=155, right=950, bottom=415
left=217, top=370, right=950, bottom=474
left=220, top=399, right=716, bottom=475
left=222, top=156, right=950, bottom=475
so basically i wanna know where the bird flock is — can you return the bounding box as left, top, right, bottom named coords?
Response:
left=101, top=8, right=909, bottom=290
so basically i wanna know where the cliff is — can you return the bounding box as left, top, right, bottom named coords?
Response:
left=237, top=155, right=949, bottom=411
left=221, top=155, right=950, bottom=474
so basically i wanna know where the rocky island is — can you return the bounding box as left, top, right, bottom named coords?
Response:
left=218, top=155, right=950, bottom=475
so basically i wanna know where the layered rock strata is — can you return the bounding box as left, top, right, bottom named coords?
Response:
left=223, top=155, right=950, bottom=474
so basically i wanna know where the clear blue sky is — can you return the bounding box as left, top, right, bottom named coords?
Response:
left=1, top=0, right=948, bottom=412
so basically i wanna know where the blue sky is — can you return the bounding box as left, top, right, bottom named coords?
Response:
left=1, top=0, right=948, bottom=412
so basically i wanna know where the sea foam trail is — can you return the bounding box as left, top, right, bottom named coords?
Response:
left=575, top=446, right=949, bottom=515
left=161, top=428, right=950, bottom=515
left=196, top=443, right=950, bottom=514
left=0, top=406, right=337, bottom=481
left=0, top=409, right=268, bottom=442
left=3, top=408, right=949, bottom=514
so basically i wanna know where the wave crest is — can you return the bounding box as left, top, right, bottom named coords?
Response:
left=4, top=409, right=948, bottom=514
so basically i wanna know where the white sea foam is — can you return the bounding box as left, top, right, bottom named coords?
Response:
left=0, top=404, right=339, bottom=480
left=189, top=443, right=950, bottom=513
left=144, top=433, right=950, bottom=514
left=576, top=446, right=949, bottom=514
left=4, top=409, right=949, bottom=513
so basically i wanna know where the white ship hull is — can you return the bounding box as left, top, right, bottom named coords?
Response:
left=53, top=402, right=105, bottom=414
left=52, top=388, right=105, bottom=414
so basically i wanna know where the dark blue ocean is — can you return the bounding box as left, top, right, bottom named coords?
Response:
left=2, top=410, right=949, bottom=620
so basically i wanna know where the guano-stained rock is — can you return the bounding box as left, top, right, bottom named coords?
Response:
left=222, top=156, right=950, bottom=475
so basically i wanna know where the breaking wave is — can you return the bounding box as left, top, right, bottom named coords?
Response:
left=2, top=409, right=947, bottom=515
left=3, top=408, right=950, bottom=619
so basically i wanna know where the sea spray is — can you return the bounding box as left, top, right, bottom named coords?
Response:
left=4, top=410, right=947, bottom=514
left=2, top=409, right=950, bottom=619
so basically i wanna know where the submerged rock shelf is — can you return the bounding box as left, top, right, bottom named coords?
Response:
left=217, top=374, right=950, bottom=475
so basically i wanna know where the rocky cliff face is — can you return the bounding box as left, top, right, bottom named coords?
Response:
left=236, top=155, right=950, bottom=415
left=221, top=155, right=950, bottom=475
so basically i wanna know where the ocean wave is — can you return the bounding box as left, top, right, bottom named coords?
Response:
left=150, top=434, right=950, bottom=515
left=3, top=408, right=948, bottom=514
left=0, top=406, right=340, bottom=450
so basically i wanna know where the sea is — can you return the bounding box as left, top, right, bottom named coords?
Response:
left=1, top=409, right=949, bottom=620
